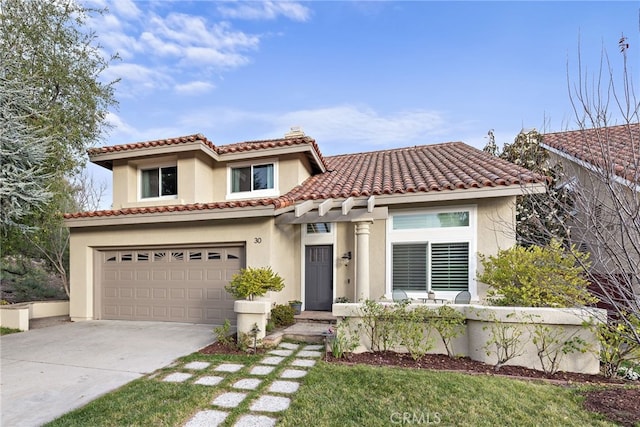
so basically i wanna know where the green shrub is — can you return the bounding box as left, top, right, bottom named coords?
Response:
left=224, top=266, right=284, bottom=300
left=429, top=305, right=466, bottom=358
left=213, top=319, right=234, bottom=349
left=595, top=315, right=640, bottom=378
left=478, top=240, right=596, bottom=307
left=271, top=304, right=295, bottom=327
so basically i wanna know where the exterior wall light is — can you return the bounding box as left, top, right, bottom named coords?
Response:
left=341, top=251, right=352, bottom=267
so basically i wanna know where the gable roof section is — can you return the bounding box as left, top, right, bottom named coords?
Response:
left=542, top=123, right=639, bottom=185
left=65, top=140, right=545, bottom=221
left=287, top=142, right=542, bottom=200
left=88, top=133, right=328, bottom=173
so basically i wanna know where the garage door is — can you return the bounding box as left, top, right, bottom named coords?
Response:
left=99, top=246, right=243, bottom=324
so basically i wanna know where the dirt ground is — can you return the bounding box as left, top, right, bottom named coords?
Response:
left=200, top=342, right=640, bottom=426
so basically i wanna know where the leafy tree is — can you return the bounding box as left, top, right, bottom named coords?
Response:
left=0, top=74, right=52, bottom=231
left=483, top=129, right=572, bottom=246
left=478, top=240, right=597, bottom=307
left=0, top=0, right=118, bottom=176
left=1, top=0, right=117, bottom=296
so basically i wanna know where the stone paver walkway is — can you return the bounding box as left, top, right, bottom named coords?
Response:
left=156, top=341, right=322, bottom=427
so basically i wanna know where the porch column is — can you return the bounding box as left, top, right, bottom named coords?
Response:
left=355, top=221, right=372, bottom=300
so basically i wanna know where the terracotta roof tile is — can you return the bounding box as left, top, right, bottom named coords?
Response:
left=65, top=141, right=544, bottom=220
left=87, top=134, right=328, bottom=170
left=87, top=134, right=216, bottom=155
left=542, top=123, right=639, bottom=184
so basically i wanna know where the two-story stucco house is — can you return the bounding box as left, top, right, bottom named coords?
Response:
left=64, top=128, right=546, bottom=325
left=541, top=122, right=640, bottom=307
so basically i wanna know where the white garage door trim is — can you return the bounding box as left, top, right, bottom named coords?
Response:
left=95, top=245, right=244, bottom=324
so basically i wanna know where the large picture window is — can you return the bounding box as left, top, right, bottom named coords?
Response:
left=392, top=242, right=469, bottom=292
left=141, top=166, right=177, bottom=199
left=388, top=207, right=476, bottom=296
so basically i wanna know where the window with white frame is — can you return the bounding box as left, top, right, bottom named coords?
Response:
left=388, top=208, right=475, bottom=294
left=140, top=166, right=177, bottom=199
left=228, top=161, right=277, bottom=198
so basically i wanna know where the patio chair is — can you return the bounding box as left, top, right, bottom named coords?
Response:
left=392, top=289, right=412, bottom=303
left=454, top=290, right=471, bottom=304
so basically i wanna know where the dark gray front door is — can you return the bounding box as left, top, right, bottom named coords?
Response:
left=305, top=245, right=333, bottom=311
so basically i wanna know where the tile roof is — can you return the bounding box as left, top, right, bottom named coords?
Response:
left=88, top=133, right=327, bottom=168
left=542, top=123, right=639, bottom=184
left=65, top=140, right=545, bottom=220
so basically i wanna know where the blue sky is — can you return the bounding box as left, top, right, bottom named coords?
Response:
left=86, top=1, right=639, bottom=206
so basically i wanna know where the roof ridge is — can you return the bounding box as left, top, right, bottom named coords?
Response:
left=325, top=141, right=465, bottom=159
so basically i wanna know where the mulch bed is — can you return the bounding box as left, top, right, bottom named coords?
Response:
left=200, top=342, right=640, bottom=426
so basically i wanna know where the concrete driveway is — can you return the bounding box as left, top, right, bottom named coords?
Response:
left=1, top=320, right=214, bottom=427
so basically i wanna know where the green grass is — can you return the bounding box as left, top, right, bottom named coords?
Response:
left=0, top=326, right=22, bottom=335
left=279, top=363, right=615, bottom=427
left=46, top=351, right=617, bottom=427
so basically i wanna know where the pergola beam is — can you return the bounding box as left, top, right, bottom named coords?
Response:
left=294, top=200, right=314, bottom=217
left=341, top=197, right=355, bottom=215
left=318, top=198, right=334, bottom=216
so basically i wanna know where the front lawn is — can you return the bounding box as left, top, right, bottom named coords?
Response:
left=44, top=350, right=620, bottom=426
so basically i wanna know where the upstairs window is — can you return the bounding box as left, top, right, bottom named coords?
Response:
left=228, top=161, right=278, bottom=199
left=231, top=163, right=274, bottom=193
left=141, top=166, right=177, bottom=199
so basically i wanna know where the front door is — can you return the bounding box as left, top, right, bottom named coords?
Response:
left=305, top=245, right=333, bottom=311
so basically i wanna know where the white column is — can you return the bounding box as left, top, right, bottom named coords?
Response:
left=355, top=221, right=372, bottom=300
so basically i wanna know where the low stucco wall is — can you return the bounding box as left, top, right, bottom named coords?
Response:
left=333, top=303, right=605, bottom=375
left=0, top=300, right=70, bottom=331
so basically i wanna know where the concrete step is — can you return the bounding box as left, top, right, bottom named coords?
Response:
left=293, top=311, right=337, bottom=325
left=264, top=322, right=334, bottom=345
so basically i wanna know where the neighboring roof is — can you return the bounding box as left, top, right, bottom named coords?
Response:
left=542, top=123, right=639, bottom=184
left=65, top=140, right=545, bottom=220
left=87, top=133, right=328, bottom=172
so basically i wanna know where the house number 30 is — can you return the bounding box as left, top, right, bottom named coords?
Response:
left=254, top=237, right=262, bottom=244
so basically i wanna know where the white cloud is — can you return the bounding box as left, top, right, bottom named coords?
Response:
left=110, top=0, right=141, bottom=19
left=177, top=104, right=452, bottom=151
left=102, top=63, right=172, bottom=96
left=218, top=1, right=311, bottom=22
left=174, top=81, right=216, bottom=95
left=275, top=105, right=448, bottom=145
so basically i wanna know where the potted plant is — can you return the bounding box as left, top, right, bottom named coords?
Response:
left=288, top=300, right=302, bottom=315
left=225, top=267, right=285, bottom=300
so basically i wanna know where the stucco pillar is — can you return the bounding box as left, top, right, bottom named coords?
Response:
left=355, top=221, right=372, bottom=300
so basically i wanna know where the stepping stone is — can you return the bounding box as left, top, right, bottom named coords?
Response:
left=260, top=356, right=284, bottom=365
left=184, top=361, right=210, bottom=370
left=269, top=349, right=293, bottom=356
left=232, top=378, right=262, bottom=390
left=250, top=365, right=275, bottom=376
left=268, top=380, right=299, bottom=394
left=234, top=414, right=276, bottom=427
left=278, top=342, right=299, bottom=350
left=291, top=358, right=316, bottom=368
left=194, top=376, right=224, bottom=386
left=297, top=350, right=322, bottom=358
left=280, top=369, right=307, bottom=379
left=302, top=344, right=323, bottom=350
left=162, top=372, right=192, bottom=383
left=215, top=363, right=244, bottom=372
left=184, top=409, right=228, bottom=427
left=250, top=395, right=291, bottom=412
left=212, top=392, right=247, bottom=408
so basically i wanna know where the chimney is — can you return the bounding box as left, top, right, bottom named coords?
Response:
left=284, top=126, right=305, bottom=138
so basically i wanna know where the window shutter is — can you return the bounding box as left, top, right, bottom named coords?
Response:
left=392, top=244, right=427, bottom=291
left=431, top=242, right=469, bottom=291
